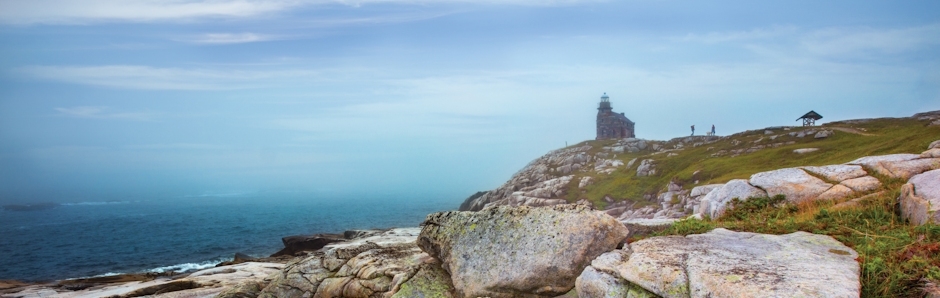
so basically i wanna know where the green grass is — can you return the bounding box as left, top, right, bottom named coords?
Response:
left=644, top=184, right=940, bottom=297
left=567, top=117, right=940, bottom=208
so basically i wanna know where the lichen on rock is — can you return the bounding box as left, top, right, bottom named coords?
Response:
left=417, top=204, right=628, bottom=298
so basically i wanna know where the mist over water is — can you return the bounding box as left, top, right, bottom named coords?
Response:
left=0, top=194, right=456, bottom=281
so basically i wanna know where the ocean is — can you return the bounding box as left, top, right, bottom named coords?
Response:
left=0, top=195, right=457, bottom=282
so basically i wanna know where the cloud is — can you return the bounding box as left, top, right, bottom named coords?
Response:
left=0, top=0, right=303, bottom=25
left=18, top=65, right=317, bottom=90
left=55, top=106, right=155, bottom=121
left=186, top=32, right=274, bottom=44
left=676, top=25, right=799, bottom=44
left=124, top=143, right=226, bottom=150
left=800, top=24, right=940, bottom=57
left=0, top=0, right=601, bottom=25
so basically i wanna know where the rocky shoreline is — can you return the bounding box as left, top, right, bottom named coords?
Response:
left=1, top=204, right=872, bottom=297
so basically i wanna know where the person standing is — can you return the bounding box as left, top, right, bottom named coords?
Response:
left=691, top=125, right=695, bottom=136
left=711, top=124, right=715, bottom=136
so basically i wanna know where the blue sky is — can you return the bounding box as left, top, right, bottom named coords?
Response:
left=1, top=0, right=938, bottom=204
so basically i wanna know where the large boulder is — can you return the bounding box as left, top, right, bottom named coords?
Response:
left=578, top=228, right=861, bottom=298
left=749, top=168, right=832, bottom=203
left=259, top=228, right=435, bottom=298
left=899, top=169, right=940, bottom=226
left=417, top=205, right=629, bottom=298
left=697, top=179, right=767, bottom=219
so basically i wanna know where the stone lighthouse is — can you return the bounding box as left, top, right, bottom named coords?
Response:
left=596, top=93, right=635, bottom=140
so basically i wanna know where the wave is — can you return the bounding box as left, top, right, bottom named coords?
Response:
left=70, top=257, right=233, bottom=280
left=61, top=201, right=131, bottom=206
left=76, top=271, right=124, bottom=279
left=146, top=258, right=232, bottom=274
left=183, top=192, right=248, bottom=198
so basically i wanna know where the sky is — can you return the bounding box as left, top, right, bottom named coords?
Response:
left=0, top=0, right=938, bottom=204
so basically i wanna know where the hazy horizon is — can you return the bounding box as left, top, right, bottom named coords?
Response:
left=1, top=1, right=939, bottom=204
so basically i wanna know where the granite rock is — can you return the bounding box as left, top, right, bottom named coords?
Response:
left=417, top=205, right=628, bottom=298
left=259, top=228, right=434, bottom=298
left=899, top=169, right=940, bottom=226
left=840, top=176, right=882, bottom=193
left=869, top=158, right=940, bottom=179
left=749, top=168, right=833, bottom=203
left=698, top=179, right=767, bottom=219
left=922, top=148, right=940, bottom=158
left=579, top=228, right=861, bottom=298
left=801, top=165, right=867, bottom=182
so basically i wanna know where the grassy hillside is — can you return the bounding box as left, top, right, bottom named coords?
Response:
left=564, top=116, right=940, bottom=208
left=586, top=114, right=940, bottom=297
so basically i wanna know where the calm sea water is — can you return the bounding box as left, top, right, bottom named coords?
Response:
left=0, top=195, right=457, bottom=281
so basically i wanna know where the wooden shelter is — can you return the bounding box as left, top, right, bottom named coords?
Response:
left=797, top=110, right=823, bottom=126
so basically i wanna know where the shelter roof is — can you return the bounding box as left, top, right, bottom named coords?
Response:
left=797, top=110, right=823, bottom=121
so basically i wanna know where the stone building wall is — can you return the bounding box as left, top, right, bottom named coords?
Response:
left=596, top=94, right=635, bottom=140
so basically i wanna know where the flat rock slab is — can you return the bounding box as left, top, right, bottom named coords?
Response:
left=8, top=262, right=285, bottom=298
left=750, top=168, right=832, bottom=203
left=801, top=165, right=867, bottom=182
left=847, top=154, right=921, bottom=168
left=817, top=184, right=855, bottom=201
left=872, top=158, right=940, bottom=179
left=698, top=179, right=766, bottom=219
left=417, top=205, right=628, bottom=298
left=840, top=176, right=882, bottom=192
left=845, top=154, right=939, bottom=179
left=579, top=228, right=860, bottom=298
left=900, top=169, right=940, bottom=225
